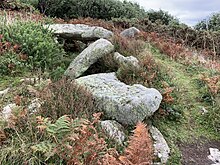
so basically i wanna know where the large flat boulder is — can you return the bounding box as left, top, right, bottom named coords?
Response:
left=64, top=39, right=115, bottom=79
left=45, top=24, right=113, bottom=40
left=75, top=73, right=162, bottom=125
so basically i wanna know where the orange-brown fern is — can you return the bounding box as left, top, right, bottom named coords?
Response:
left=119, top=122, right=153, bottom=165
left=101, top=122, right=153, bottom=165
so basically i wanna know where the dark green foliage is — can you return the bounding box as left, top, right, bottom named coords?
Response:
left=147, top=9, right=179, bottom=25
left=0, top=21, right=65, bottom=72
left=37, top=0, right=146, bottom=20
left=195, top=13, right=220, bottom=31
left=0, top=0, right=34, bottom=11
left=0, top=51, right=26, bottom=75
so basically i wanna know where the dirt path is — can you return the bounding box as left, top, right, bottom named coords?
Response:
left=145, top=45, right=220, bottom=164
left=179, top=138, right=220, bottom=165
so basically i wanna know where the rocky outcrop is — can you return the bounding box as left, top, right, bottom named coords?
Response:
left=75, top=72, right=162, bottom=125
left=64, top=39, right=114, bottom=79
left=100, top=120, right=126, bottom=145
left=150, top=126, right=170, bottom=165
left=114, top=52, right=140, bottom=69
left=120, top=27, right=140, bottom=38
left=46, top=24, right=113, bottom=41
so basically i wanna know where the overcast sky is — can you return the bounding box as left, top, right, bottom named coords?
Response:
left=130, top=0, right=220, bottom=26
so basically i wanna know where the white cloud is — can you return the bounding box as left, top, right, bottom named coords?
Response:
left=129, top=0, right=220, bottom=26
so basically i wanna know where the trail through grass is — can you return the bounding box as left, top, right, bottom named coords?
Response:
left=143, top=44, right=220, bottom=164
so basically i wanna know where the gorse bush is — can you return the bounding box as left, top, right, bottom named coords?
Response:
left=147, top=9, right=179, bottom=25
left=0, top=21, right=65, bottom=72
left=36, top=0, right=146, bottom=20
left=195, top=12, right=220, bottom=31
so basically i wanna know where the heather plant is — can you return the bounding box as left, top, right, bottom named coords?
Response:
left=111, top=33, right=146, bottom=57
left=39, top=78, right=97, bottom=120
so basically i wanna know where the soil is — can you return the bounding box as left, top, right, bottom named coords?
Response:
left=179, top=137, right=220, bottom=165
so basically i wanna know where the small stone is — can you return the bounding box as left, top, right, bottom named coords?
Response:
left=0, top=88, right=10, bottom=98
left=1, top=103, right=16, bottom=120
left=100, top=120, right=126, bottom=145
left=28, top=98, right=41, bottom=113
left=120, top=27, right=140, bottom=38
left=201, top=107, right=208, bottom=114
left=208, top=148, right=220, bottom=164
left=114, top=52, right=140, bottom=69
left=150, top=126, right=170, bottom=164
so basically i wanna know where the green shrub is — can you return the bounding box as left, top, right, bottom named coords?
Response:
left=0, top=21, right=66, bottom=72
left=146, top=9, right=179, bottom=25
left=0, top=0, right=34, bottom=11
left=19, top=0, right=39, bottom=7
left=39, top=0, right=146, bottom=20
left=195, top=12, right=220, bottom=31
left=0, top=51, right=27, bottom=75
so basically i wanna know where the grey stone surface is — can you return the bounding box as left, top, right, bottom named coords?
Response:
left=64, top=39, right=114, bottom=79
left=75, top=72, right=162, bottom=125
left=100, top=120, right=126, bottom=145
left=150, top=126, right=170, bottom=165
left=45, top=24, right=113, bottom=40
left=120, top=27, right=140, bottom=38
left=114, top=52, right=140, bottom=69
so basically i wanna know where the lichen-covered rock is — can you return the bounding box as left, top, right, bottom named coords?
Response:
left=100, top=120, right=126, bottom=145
left=120, top=27, right=140, bottom=38
left=65, top=39, right=114, bottom=79
left=75, top=73, right=162, bottom=125
left=45, top=24, right=113, bottom=40
left=150, top=126, right=170, bottom=165
left=114, top=52, right=140, bottom=69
